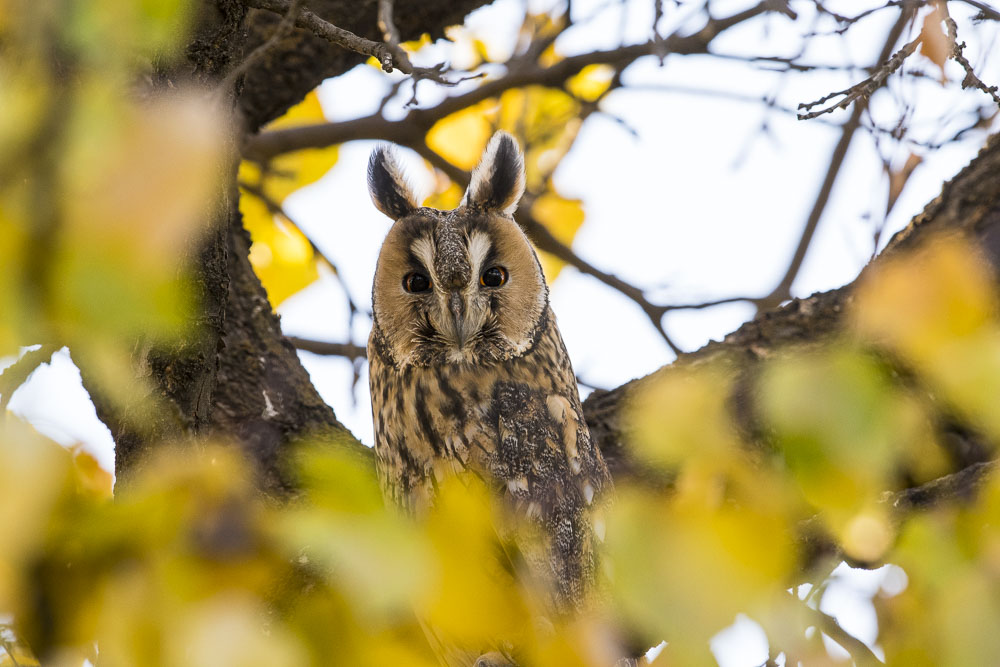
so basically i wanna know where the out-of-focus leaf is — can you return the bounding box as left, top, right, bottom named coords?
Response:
left=56, top=89, right=227, bottom=343
left=853, top=237, right=995, bottom=364
left=497, top=87, right=580, bottom=191
left=608, top=483, right=797, bottom=661
left=619, top=362, right=800, bottom=657
left=69, top=445, right=113, bottom=499
left=853, top=237, right=1000, bottom=439
left=760, top=346, right=935, bottom=560
left=238, top=92, right=339, bottom=205
left=881, top=477, right=1000, bottom=663
left=630, top=365, right=741, bottom=471
left=566, top=64, right=614, bottom=102
left=425, top=100, right=497, bottom=171
left=275, top=447, right=432, bottom=620
left=67, top=0, right=194, bottom=65
left=0, top=419, right=74, bottom=609
left=419, top=476, right=530, bottom=650
left=164, top=594, right=308, bottom=667
left=422, top=181, right=464, bottom=210
left=531, top=192, right=584, bottom=282
left=0, top=623, right=40, bottom=667
left=0, top=213, right=27, bottom=356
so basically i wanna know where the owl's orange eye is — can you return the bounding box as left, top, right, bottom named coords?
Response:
left=403, top=272, right=431, bottom=293
left=480, top=266, right=507, bottom=287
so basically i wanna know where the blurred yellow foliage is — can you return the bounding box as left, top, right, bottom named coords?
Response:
left=853, top=236, right=1000, bottom=439
left=566, top=65, right=615, bottom=103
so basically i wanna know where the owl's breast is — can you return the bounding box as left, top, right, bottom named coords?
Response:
left=368, top=352, right=505, bottom=510
left=368, top=313, right=607, bottom=516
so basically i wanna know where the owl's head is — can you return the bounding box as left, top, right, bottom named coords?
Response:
left=368, top=132, right=548, bottom=368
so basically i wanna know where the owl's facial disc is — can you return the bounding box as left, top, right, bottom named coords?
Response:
left=410, top=231, right=479, bottom=357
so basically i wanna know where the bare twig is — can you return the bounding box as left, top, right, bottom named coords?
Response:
left=797, top=35, right=921, bottom=120
left=957, top=0, right=1000, bottom=22
left=220, top=0, right=304, bottom=95
left=944, top=14, right=1000, bottom=107
left=813, top=608, right=883, bottom=666
left=287, top=336, right=368, bottom=360
left=245, top=0, right=399, bottom=72
left=764, top=8, right=915, bottom=309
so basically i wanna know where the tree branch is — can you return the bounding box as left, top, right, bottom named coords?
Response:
left=245, top=0, right=399, bottom=73
left=243, top=1, right=782, bottom=161
left=287, top=336, right=368, bottom=360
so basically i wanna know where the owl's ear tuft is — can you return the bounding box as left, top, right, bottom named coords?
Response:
left=462, top=131, right=525, bottom=216
left=368, top=145, right=418, bottom=219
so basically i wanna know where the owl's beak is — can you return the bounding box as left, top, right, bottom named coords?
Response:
left=449, top=291, right=470, bottom=346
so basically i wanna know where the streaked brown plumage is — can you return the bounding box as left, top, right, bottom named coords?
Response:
left=367, top=132, right=611, bottom=612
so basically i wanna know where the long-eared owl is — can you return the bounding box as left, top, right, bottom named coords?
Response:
left=366, top=131, right=611, bottom=611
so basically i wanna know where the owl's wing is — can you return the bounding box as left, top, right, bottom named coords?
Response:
left=483, top=379, right=610, bottom=608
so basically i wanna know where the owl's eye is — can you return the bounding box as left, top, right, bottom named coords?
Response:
left=480, top=266, right=508, bottom=287
left=403, top=272, right=432, bottom=293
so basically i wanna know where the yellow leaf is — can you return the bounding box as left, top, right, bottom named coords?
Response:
left=760, top=346, right=931, bottom=525
left=497, top=87, right=581, bottom=190
left=422, top=181, right=464, bottom=210
left=57, top=87, right=225, bottom=343
left=608, top=486, right=797, bottom=657
left=419, top=476, right=530, bottom=649
left=852, top=237, right=1000, bottom=438
left=401, top=33, right=432, bottom=52
left=566, top=64, right=614, bottom=102
left=238, top=192, right=319, bottom=308
left=531, top=192, right=584, bottom=282
left=425, top=100, right=497, bottom=171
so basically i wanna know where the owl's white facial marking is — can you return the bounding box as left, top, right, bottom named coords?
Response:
left=466, top=230, right=492, bottom=278
left=410, top=235, right=437, bottom=285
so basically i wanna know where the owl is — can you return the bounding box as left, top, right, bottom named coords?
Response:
left=366, top=131, right=611, bottom=613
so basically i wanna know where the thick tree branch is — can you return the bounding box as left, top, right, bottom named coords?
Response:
left=243, top=1, right=782, bottom=161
